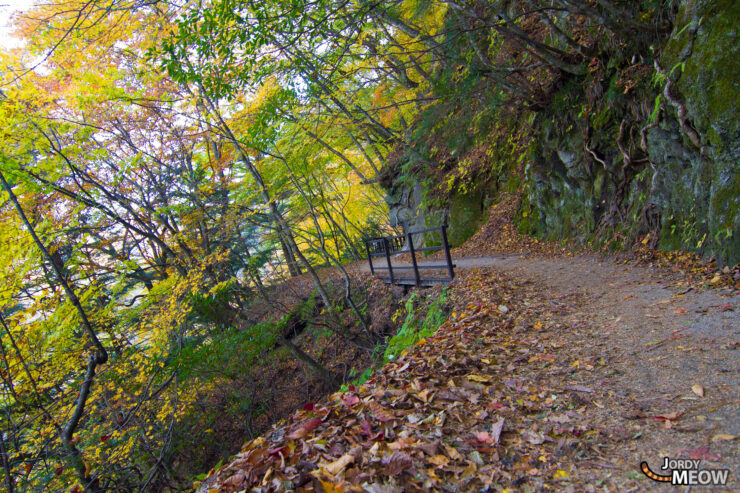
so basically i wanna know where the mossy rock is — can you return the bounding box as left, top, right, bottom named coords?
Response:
left=662, top=0, right=739, bottom=155
left=656, top=0, right=739, bottom=264
left=447, top=191, right=487, bottom=247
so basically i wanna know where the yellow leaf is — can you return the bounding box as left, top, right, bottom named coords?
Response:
left=553, top=470, right=570, bottom=479
left=318, top=479, right=345, bottom=493
left=467, top=374, right=491, bottom=383
left=711, top=433, right=738, bottom=442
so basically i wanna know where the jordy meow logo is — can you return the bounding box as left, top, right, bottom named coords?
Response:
left=640, top=458, right=730, bottom=486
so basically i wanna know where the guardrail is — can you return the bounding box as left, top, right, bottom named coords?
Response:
left=364, top=225, right=455, bottom=287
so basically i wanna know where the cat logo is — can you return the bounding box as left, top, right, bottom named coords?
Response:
left=640, top=459, right=730, bottom=486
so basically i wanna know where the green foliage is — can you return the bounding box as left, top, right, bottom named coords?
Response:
left=173, top=321, right=277, bottom=380
left=384, top=290, right=448, bottom=363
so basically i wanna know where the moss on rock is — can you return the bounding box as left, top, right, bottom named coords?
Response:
left=447, top=190, right=487, bottom=247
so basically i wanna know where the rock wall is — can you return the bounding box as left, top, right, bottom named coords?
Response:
left=382, top=0, right=738, bottom=264
left=653, top=0, right=739, bottom=263
left=384, top=176, right=486, bottom=249
left=526, top=0, right=738, bottom=264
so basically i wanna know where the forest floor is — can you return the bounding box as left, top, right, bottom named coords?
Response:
left=196, top=197, right=739, bottom=492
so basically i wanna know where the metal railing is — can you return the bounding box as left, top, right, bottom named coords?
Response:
left=364, top=225, right=455, bottom=286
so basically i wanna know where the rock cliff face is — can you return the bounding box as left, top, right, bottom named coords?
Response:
left=651, top=0, right=739, bottom=263
left=384, top=175, right=486, bottom=249
left=384, top=0, right=738, bottom=264
left=531, top=0, right=738, bottom=264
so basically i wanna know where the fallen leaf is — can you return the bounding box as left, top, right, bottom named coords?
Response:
left=416, top=388, right=432, bottom=402
left=319, top=478, right=346, bottom=493
left=429, top=454, right=449, bottom=467
left=474, top=431, right=496, bottom=444
left=652, top=411, right=685, bottom=421
left=691, top=383, right=704, bottom=397
left=342, top=394, right=360, bottom=408
left=490, top=417, right=504, bottom=443
left=381, top=451, right=412, bottom=476
left=564, top=385, right=593, bottom=393
left=522, top=430, right=544, bottom=445
left=268, top=446, right=288, bottom=457
left=681, top=447, right=721, bottom=461
left=443, top=444, right=462, bottom=461
left=364, top=483, right=402, bottom=493
left=369, top=401, right=395, bottom=422
left=359, top=420, right=372, bottom=437
left=221, top=471, right=246, bottom=489
left=469, top=450, right=484, bottom=465
left=418, top=440, right=440, bottom=456
left=287, top=418, right=323, bottom=440
left=467, top=374, right=492, bottom=383
left=674, top=307, right=689, bottom=314
left=388, top=437, right=415, bottom=450
left=711, top=433, right=738, bottom=442
left=325, top=454, right=354, bottom=475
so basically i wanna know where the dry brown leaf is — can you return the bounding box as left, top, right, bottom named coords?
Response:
left=369, top=401, right=396, bottom=422
left=490, top=417, right=505, bottom=443
left=325, top=454, right=355, bottom=475
left=381, top=451, right=412, bottom=476
left=429, top=454, right=449, bottom=467
left=220, top=471, right=246, bottom=490
left=287, top=418, right=322, bottom=440
left=691, top=383, right=705, bottom=397
left=443, top=444, right=462, bottom=461
left=522, top=430, right=544, bottom=445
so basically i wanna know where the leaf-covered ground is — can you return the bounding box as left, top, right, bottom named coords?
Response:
left=196, top=254, right=738, bottom=491
left=195, top=193, right=738, bottom=491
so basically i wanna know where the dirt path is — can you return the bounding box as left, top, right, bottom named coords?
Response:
left=198, top=252, right=738, bottom=492
left=368, top=253, right=740, bottom=489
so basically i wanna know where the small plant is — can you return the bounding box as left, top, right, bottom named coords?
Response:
left=383, top=289, right=449, bottom=363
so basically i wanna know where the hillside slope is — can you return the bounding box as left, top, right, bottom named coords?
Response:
left=196, top=219, right=739, bottom=491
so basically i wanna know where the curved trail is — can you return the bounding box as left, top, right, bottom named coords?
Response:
left=200, top=253, right=738, bottom=491
left=366, top=253, right=739, bottom=486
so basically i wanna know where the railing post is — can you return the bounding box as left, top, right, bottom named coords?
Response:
left=365, top=241, right=374, bottom=275
left=441, top=225, right=454, bottom=281
left=406, top=231, right=420, bottom=286
left=383, top=237, right=394, bottom=284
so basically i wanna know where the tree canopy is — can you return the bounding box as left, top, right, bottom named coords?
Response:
left=0, top=0, right=672, bottom=490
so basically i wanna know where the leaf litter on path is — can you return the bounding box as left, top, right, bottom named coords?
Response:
left=197, top=260, right=738, bottom=491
